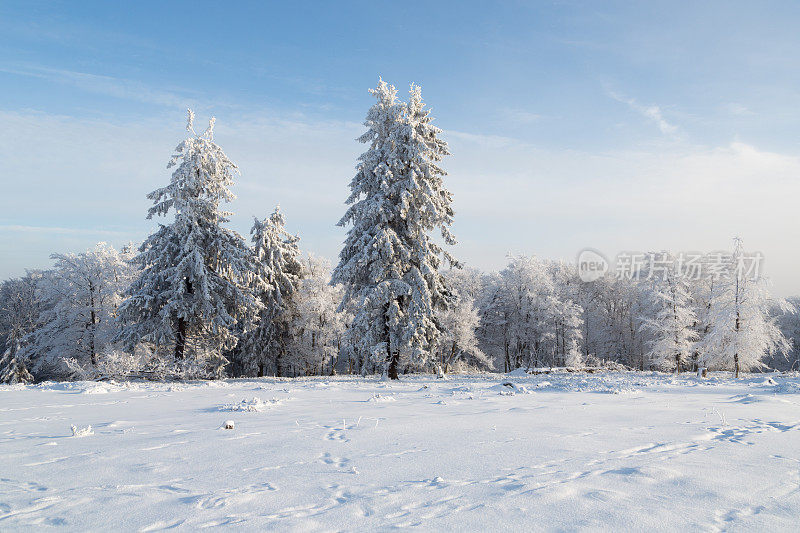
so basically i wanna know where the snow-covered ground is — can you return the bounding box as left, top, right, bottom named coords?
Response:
left=1, top=372, right=799, bottom=531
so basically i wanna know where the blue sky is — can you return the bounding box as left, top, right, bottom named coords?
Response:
left=2, top=1, right=800, bottom=294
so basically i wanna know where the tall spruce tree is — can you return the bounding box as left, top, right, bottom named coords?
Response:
left=236, top=206, right=303, bottom=376
left=333, top=79, right=457, bottom=379
left=118, top=111, right=260, bottom=376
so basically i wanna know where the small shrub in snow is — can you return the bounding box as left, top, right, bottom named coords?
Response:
left=490, top=382, right=531, bottom=395
left=70, top=424, right=93, bottom=437
left=221, top=397, right=282, bottom=412
left=368, top=393, right=396, bottom=402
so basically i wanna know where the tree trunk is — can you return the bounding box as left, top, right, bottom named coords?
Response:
left=387, top=350, right=400, bottom=380
left=88, top=280, right=97, bottom=366
left=175, top=317, right=187, bottom=360
left=175, top=278, right=193, bottom=361
left=734, top=307, right=741, bottom=379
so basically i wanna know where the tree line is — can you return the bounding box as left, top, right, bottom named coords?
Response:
left=1, top=80, right=797, bottom=383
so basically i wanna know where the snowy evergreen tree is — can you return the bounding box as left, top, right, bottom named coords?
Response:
left=118, top=111, right=260, bottom=377
left=0, top=273, right=41, bottom=382
left=699, top=238, right=793, bottom=377
left=0, top=341, right=33, bottom=384
left=333, top=79, right=457, bottom=379
left=235, top=206, right=303, bottom=377
left=640, top=256, right=697, bottom=372
left=773, top=296, right=800, bottom=371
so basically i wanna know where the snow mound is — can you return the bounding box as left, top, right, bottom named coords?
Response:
left=505, top=368, right=530, bottom=377
left=773, top=381, right=800, bottom=394
left=367, top=393, right=396, bottom=402
left=221, top=397, right=284, bottom=412
left=730, top=393, right=764, bottom=404
left=596, top=387, right=642, bottom=395
left=489, top=382, right=531, bottom=395
left=70, top=424, right=93, bottom=437
left=82, top=383, right=112, bottom=394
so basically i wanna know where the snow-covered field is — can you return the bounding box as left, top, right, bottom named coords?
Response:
left=1, top=372, right=799, bottom=531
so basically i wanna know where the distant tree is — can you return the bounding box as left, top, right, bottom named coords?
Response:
left=640, top=255, right=697, bottom=372
left=435, top=290, right=488, bottom=373
left=549, top=261, right=584, bottom=368
left=699, top=238, right=793, bottom=377
left=772, top=296, right=800, bottom=371
left=236, top=206, right=303, bottom=377
left=0, top=273, right=41, bottom=382
left=333, top=80, right=457, bottom=379
left=0, top=341, right=33, bottom=384
left=118, top=111, right=260, bottom=377
left=24, top=243, right=133, bottom=378
left=286, top=254, right=350, bottom=376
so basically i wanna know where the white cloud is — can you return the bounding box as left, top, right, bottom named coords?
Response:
left=607, top=90, right=679, bottom=136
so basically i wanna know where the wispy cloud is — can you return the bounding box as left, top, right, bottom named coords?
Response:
left=606, top=89, right=679, bottom=136
left=0, top=225, right=135, bottom=236
left=501, top=108, right=542, bottom=125
left=0, top=63, right=197, bottom=108
left=723, top=102, right=755, bottom=116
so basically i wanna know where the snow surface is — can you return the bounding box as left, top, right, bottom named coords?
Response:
left=1, top=372, right=800, bottom=531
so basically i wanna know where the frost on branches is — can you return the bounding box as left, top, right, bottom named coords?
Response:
left=287, top=255, right=350, bottom=376
left=434, top=286, right=488, bottom=373
left=698, top=238, right=793, bottom=377
left=233, top=206, right=303, bottom=377
left=118, top=111, right=260, bottom=378
left=332, top=79, right=458, bottom=379
left=480, top=256, right=583, bottom=372
left=640, top=254, right=697, bottom=372
left=0, top=274, right=40, bottom=383
left=23, top=243, right=133, bottom=379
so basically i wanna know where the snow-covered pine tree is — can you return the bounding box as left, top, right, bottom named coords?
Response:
left=332, top=79, right=457, bottom=379
left=0, top=273, right=40, bottom=383
left=118, top=111, right=260, bottom=377
left=235, top=206, right=303, bottom=377
left=0, top=342, right=33, bottom=384
left=699, top=238, right=793, bottom=377
left=640, top=255, right=697, bottom=372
